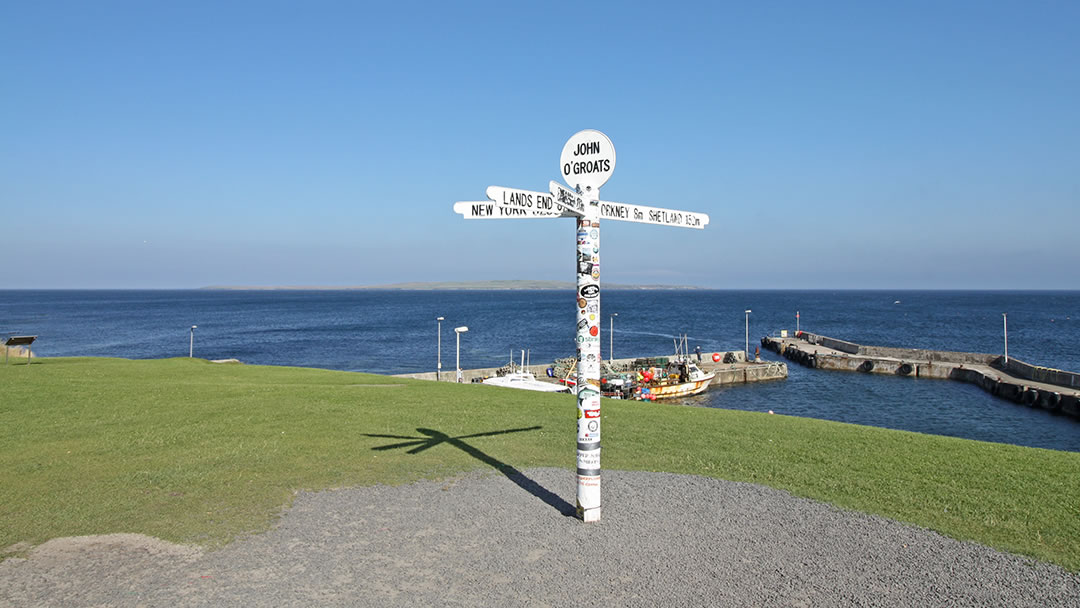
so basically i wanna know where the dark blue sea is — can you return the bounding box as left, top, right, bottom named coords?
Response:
left=3, top=289, right=1079, bottom=452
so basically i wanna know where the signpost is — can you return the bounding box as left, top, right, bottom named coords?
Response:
left=453, top=130, right=709, bottom=523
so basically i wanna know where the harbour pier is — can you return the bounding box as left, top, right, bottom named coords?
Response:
left=396, top=350, right=787, bottom=388
left=763, top=331, right=1080, bottom=419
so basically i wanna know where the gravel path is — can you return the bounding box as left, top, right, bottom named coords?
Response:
left=3, top=468, right=1078, bottom=607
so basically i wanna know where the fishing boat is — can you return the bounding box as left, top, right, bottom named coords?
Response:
left=634, top=335, right=715, bottom=401
left=635, top=362, right=714, bottom=400
left=483, top=350, right=571, bottom=393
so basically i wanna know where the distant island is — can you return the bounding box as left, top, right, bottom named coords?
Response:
left=202, top=280, right=704, bottom=291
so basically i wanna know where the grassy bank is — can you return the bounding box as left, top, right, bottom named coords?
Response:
left=1, top=357, right=1078, bottom=570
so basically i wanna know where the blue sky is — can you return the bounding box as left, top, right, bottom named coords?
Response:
left=2, top=1, right=1077, bottom=289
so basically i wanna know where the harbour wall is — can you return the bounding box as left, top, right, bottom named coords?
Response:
left=764, top=333, right=1080, bottom=419
left=1003, top=358, right=1080, bottom=391
left=797, top=332, right=997, bottom=365
left=946, top=367, right=1079, bottom=417
left=711, top=360, right=787, bottom=386
left=397, top=351, right=787, bottom=387
left=796, top=331, right=1080, bottom=388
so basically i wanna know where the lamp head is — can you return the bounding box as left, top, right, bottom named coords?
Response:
left=455, top=326, right=469, bottom=334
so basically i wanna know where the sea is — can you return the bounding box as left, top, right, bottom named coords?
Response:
left=3, top=289, right=1079, bottom=453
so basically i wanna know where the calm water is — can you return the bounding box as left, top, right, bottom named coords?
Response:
left=3, top=289, right=1079, bottom=452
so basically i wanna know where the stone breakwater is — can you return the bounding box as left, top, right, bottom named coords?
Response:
left=763, top=332, right=1080, bottom=419
left=396, top=351, right=787, bottom=387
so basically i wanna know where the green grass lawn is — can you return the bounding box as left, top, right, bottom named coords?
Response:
left=2, top=357, right=1078, bottom=571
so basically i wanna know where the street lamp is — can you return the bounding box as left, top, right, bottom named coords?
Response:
left=436, top=317, right=444, bottom=381
left=1003, top=313, right=1008, bottom=365
left=454, top=326, right=469, bottom=383
left=189, top=325, right=197, bottom=358
left=609, top=313, right=618, bottom=363
left=744, top=310, right=752, bottom=360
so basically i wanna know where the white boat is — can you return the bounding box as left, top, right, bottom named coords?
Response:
left=483, top=349, right=571, bottom=393
left=483, top=371, right=571, bottom=393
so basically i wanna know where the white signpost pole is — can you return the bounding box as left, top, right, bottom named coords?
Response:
left=452, top=129, right=707, bottom=523
left=561, top=129, right=615, bottom=523
left=574, top=210, right=602, bottom=521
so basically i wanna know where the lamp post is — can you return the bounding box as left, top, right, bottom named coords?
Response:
left=189, top=325, right=197, bottom=358
left=436, top=317, right=444, bottom=381
left=1003, top=313, right=1008, bottom=365
left=744, top=310, right=752, bottom=360
left=454, top=326, right=468, bottom=383
left=609, top=313, right=618, bottom=363
left=796, top=310, right=800, bottom=334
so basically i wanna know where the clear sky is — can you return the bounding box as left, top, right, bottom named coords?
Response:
left=2, top=1, right=1077, bottom=289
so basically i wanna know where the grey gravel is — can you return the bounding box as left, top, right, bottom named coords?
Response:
left=2, top=468, right=1078, bottom=607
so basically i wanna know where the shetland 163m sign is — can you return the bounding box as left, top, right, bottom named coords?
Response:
left=599, top=200, right=708, bottom=229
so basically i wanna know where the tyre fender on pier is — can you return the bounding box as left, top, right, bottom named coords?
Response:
left=1037, top=391, right=1062, bottom=411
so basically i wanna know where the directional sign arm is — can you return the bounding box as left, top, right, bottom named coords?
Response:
left=453, top=201, right=577, bottom=219
left=484, top=185, right=578, bottom=217
left=548, top=181, right=587, bottom=217
left=595, top=200, right=710, bottom=229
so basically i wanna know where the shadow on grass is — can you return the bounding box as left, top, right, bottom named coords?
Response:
left=362, top=426, right=575, bottom=517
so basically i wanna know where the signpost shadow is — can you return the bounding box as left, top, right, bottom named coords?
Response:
left=362, top=426, right=575, bottom=517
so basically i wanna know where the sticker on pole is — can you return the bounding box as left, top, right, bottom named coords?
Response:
left=560, top=130, right=615, bottom=192
left=577, top=447, right=600, bottom=472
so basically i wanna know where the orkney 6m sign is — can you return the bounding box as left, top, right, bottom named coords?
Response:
left=599, top=199, right=709, bottom=229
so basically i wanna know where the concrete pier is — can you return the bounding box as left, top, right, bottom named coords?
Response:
left=762, top=332, right=1080, bottom=420
left=704, top=356, right=788, bottom=386
left=395, top=350, right=787, bottom=388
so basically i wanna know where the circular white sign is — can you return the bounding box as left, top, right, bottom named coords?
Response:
left=560, top=129, right=615, bottom=192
